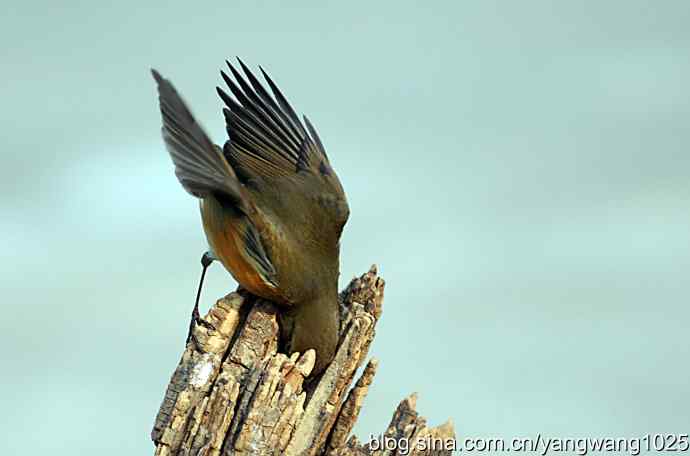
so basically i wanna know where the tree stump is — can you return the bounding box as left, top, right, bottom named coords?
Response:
left=151, top=266, right=456, bottom=455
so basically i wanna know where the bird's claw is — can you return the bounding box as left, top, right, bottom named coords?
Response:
left=185, top=302, right=217, bottom=348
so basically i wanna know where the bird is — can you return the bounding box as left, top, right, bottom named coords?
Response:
left=151, top=59, right=350, bottom=375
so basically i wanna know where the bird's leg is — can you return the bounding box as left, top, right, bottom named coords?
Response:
left=186, top=251, right=217, bottom=346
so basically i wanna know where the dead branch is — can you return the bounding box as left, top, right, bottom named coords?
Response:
left=151, top=266, right=455, bottom=455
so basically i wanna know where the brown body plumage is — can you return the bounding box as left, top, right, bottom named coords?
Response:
left=152, top=60, right=349, bottom=374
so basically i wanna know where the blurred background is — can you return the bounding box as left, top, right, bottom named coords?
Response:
left=2, top=0, right=689, bottom=453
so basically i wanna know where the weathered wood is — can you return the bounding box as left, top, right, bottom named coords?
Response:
left=152, top=266, right=455, bottom=455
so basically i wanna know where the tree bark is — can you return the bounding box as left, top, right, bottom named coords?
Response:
left=151, top=266, right=456, bottom=455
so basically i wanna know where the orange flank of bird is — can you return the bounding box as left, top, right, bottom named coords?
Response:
left=200, top=197, right=280, bottom=301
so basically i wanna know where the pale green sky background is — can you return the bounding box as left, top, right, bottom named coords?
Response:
left=2, top=1, right=689, bottom=454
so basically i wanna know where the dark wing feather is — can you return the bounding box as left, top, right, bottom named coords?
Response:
left=216, top=59, right=339, bottom=187
left=152, top=69, right=242, bottom=203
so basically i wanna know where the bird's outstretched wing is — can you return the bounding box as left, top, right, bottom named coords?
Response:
left=152, top=69, right=277, bottom=289
left=216, top=59, right=348, bottom=223
left=152, top=69, right=243, bottom=205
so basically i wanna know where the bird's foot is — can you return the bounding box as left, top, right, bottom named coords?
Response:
left=185, top=301, right=216, bottom=348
